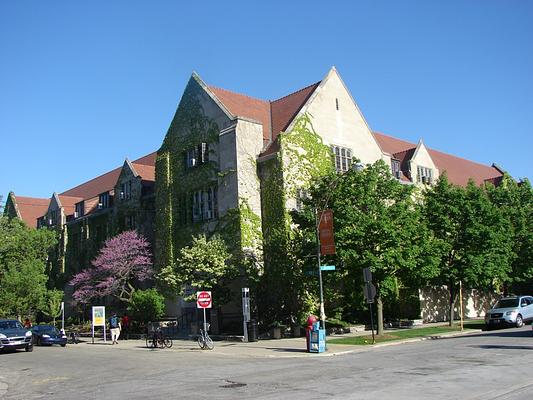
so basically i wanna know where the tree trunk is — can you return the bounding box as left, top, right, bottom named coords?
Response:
left=448, top=285, right=456, bottom=327
left=377, top=295, right=384, bottom=336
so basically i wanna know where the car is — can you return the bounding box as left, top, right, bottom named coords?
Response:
left=31, top=325, right=67, bottom=347
left=484, top=296, right=533, bottom=328
left=0, top=319, right=33, bottom=352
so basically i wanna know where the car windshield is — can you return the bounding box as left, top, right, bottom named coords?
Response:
left=0, top=320, right=24, bottom=330
left=494, top=299, right=519, bottom=309
left=39, top=326, right=59, bottom=334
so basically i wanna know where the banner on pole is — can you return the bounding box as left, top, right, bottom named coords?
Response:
left=318, top=209, right=336, bottom=255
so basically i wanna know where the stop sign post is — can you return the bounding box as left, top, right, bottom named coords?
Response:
left=197, top=291, right=212, bottom=334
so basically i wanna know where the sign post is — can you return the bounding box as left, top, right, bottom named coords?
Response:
left=61, top=301, right=65, bottom=334
left=196, top=291, right=212, bottom=334
left=242, top=288, right=250, bottom=342
left=91, top=306, right=106, bottom=344
left=363, top=269, right=376, bottom=344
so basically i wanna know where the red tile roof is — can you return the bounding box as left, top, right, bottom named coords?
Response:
left=60, top=152, right=156, bottom=199
left=208, top=86, right=271, bottom=141
left=374, top=132, right=503, bottom=186
left=132, top=163, right=155, bottom=182
left=209, top=81, right=321, bottom=157
left=270, top=81, right=321, bottom=141
left=58, top=195, right=83, bottom=215
left=13, top=196, right=50, bottom=228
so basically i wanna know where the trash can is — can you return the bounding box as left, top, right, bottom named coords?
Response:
left=247, top=320, right=258, bottom=342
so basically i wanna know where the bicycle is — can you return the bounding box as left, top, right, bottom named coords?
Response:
left=146, top=329, right=173, bottom=349
left=197, top=323, right=214, bottom=350
left=67, top=330, right=80, bottom=344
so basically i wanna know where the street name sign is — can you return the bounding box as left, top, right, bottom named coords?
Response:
left=320, top=265, right=336, bottom=271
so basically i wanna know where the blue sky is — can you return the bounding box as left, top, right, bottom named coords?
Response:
left=1, top=1, right=532, bottom=200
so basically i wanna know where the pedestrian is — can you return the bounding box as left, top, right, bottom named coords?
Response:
left=121, top=313, right=130, bottom=340
left=109, top=312, right=121, bottom=344
left=23, top=318, right=32, bottom=329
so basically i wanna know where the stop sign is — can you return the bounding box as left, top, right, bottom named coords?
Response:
left=196, top=291, right=212, bottom=309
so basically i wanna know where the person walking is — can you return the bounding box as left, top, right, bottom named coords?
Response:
left=121, top=313, right=130, bottom=340
left=109, top=313, right=121, bottom=344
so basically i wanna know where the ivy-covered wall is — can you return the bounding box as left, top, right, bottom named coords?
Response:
left=258, top=113, right=335, bottom=323
left=155, top=75, right=267, bottom=318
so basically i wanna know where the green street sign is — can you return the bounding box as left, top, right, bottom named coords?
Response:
left=320, top=265, right=336, bottom=271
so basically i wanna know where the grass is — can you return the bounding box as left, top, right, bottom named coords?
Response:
left=328, top=320, right=484, bottom=346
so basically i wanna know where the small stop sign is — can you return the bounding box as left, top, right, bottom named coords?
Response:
left=196, top=291, right=212, bottom=309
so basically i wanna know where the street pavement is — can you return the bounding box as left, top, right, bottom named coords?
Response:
left=1, top=324, right=532, bottom=399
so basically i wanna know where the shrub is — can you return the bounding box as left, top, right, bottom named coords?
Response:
left=127, top=289, right=165, bottom=324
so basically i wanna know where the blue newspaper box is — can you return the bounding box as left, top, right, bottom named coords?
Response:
left=308, top=321, right=326, bottom=353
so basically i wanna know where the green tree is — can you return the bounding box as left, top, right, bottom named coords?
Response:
left=158, top=234, right=235, bottom=304
left=423, top=175, right=513, bottom=325
left=127, top=289, right=165, bottom=324
left=0, top=260, right=48, bottom=319
left=0, top=216, right=57, bottom=319
left=486, top=176, right=533, bottom=293
left=41, top=289, right=64, bottom=325
left=305, top=161, right=439, bottom=334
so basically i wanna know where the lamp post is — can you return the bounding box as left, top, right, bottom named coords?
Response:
left=314, top=162, right=364, bottom=330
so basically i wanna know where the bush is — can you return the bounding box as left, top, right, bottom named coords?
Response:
left=127, top=289, right=165, bottom=324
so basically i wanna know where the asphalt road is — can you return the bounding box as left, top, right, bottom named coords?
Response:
left=1, top=326, right=532, bottom=400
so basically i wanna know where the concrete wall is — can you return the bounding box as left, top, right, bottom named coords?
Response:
left=419, top=286, right=500, bottom=322
left=235, top=119, right=264, bottom=218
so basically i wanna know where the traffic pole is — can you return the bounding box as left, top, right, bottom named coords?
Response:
left=369, top=302, right=375, bottom=344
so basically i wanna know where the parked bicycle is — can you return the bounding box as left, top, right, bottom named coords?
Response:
left=197, top=323, right=214, bottom=350
left=146, top=328, right=173, bottom=349
left=67, top=330, right=80, bottom=344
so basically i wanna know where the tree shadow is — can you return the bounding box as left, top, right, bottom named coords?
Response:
left=264, top=347, right=308, bottom=353
left=462, top=328, right=533, bottom=339
left=470, top=344, right=533, bottom=351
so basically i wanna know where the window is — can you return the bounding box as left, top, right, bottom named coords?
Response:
left=125, top=215, right=136, bottom=230
left=335, top=98, right=339, bottom=111
left=74, top=202, right=84, bottom=218
left=417, top=166, right=433, bottom=184
left=185, top=142, right=209, bottom=168
left=192, top=186, right=218, bottom=222
left=49, top=210, right=58, bottom=226
left=98, top=192, right=109, bottom=209
left=391, top=159, right=401, bottom=179
left=295, top=188, right=308, bottom=211
left=120, top=181, right=132, bottom=200
left=332, top=145, right=352, bottom=173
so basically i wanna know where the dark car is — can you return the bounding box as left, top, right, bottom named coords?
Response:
left=0, top=319, right=33, bottom=352
left=31, top=325, right=67, bottom=347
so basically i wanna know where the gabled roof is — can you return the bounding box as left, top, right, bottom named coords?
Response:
left=208, top=86, right=271, bottom=141
left=208, top=81, right=321, bottom=153
left=59, top=152, right=156, bottom=199
left=270, top=81, right=321, bottom=141
left=10, top=195, right=50, bottom=228
left=374, top=132, right=503, bottom=186
left=57, top=195, right=83, bottom=215
left=132, top=163, right=155, bottom=182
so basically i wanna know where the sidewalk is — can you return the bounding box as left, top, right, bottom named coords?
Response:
left=79, top=322, right=482, bottom=359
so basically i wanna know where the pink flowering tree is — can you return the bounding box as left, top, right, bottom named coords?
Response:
left=69, top=230, right=153, bottom=305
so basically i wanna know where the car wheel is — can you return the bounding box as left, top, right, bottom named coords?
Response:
left=25, top=345, right=33, bottom=352
left=37, top=337, right=41, bottom=346
left=61, top=344, right=66, bottom=347
left=516, top=314, right=524, bottom=328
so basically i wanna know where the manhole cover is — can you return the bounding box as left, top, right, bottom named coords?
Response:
left=220, top=380, right=247, bottom=389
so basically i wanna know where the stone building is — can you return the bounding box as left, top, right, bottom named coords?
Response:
left=4, top=67, right=505, bottom=325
